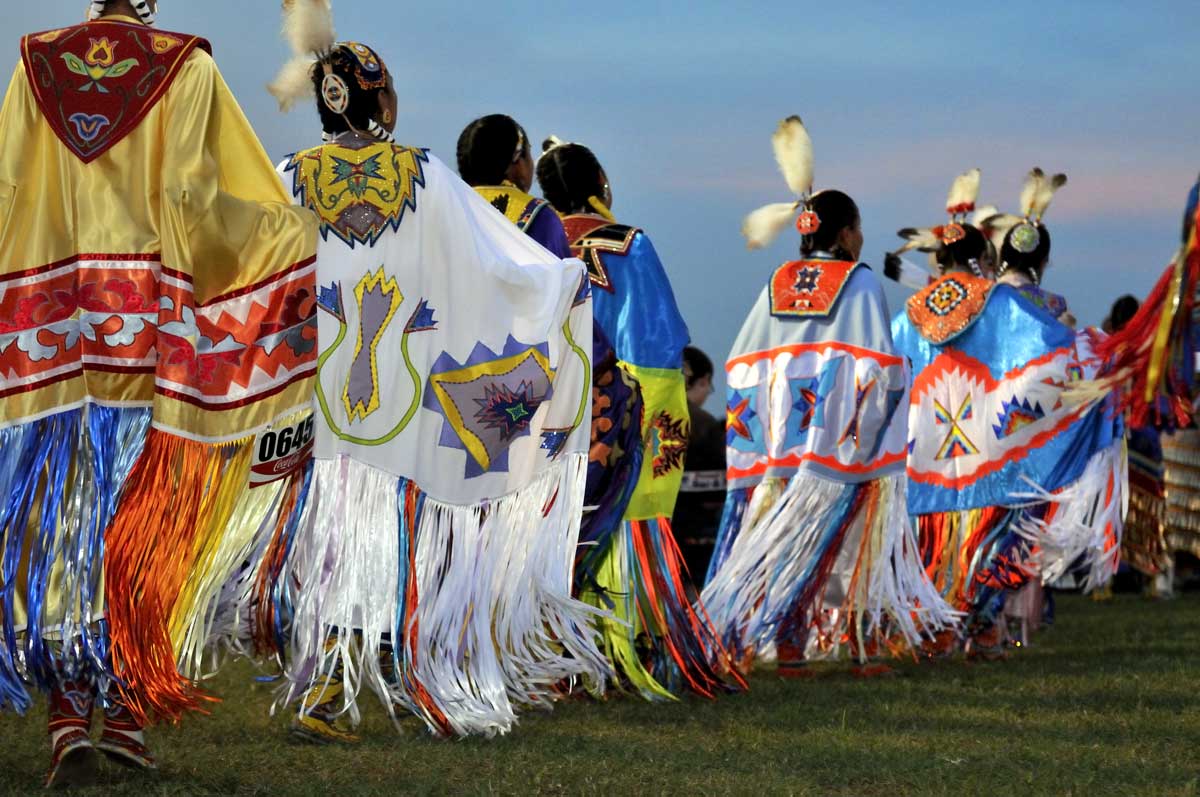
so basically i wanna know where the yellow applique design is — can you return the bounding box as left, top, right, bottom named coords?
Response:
left=286, top=143, right=428, bottom=249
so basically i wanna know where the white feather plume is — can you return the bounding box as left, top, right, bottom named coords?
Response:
left=742, top=202, right=801, bottom=250
left=945, top=169, right=980, bottom=215
left=971, top=204, right=1000, bottom=228
left=1019, top=168, right=1045, bottom=218
left=281, top=0, right=335, bottom=57
left=895, top=227, right=942, bottom=254
left=959, top=168, right=981, bottom=213
left=772, top=116, right=814, bottom=198
left=1032, top=173, right=1067, bottom=219
left=884, top=254, right=936, bottom=290
left=267, top=57, right=317, bottom=111
left=976, top=210, right=1022, bottom=254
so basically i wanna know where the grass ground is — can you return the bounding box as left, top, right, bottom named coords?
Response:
left=0, top=593, right=1198, bottom=795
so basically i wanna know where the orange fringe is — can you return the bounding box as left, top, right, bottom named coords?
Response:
left=628, top=518, right=745, bottom=697
left=105, top=430, right=248, bottom=725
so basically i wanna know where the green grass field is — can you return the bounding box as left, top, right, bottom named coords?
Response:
left=1, top=593, right=1198, bottom=795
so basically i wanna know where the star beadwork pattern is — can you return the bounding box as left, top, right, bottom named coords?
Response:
left=726, top=393, right=756, bottom=445
left=792, top=265, right=822, bottom=294
left=473, top=381, right=545, bottom=442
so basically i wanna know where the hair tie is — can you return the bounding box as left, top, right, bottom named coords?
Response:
left=587, top=196, right=616, bottom=222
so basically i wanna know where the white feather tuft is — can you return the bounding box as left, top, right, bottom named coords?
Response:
left=885, top=254, right=935, bottom=290
left=895, top=227, right=941, bottom=254
left=959, top=168, right=981, bottom=214
left=771, top=116, right=814, bottom=198
left=977, top=210, right=1022, bottom=253
left=1032, top=173, right=1067, bottom=220
left=742, top=202, right=800, bottom=250
left=1019, top=167, right=1045, bottom=218
left=281, top=0, right=335, bottom=58
left=971, top=204, right=1000, bottom=228
left=268, top=56, right=318, bottom=111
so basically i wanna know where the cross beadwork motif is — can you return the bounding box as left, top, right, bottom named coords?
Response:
left=933, top=394, right=980, bottom=459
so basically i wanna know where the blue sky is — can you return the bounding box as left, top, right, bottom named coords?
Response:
left=7, top=2, right=1199, bottom=410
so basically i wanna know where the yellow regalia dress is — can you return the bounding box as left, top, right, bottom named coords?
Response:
left=0, top=16, right=316, bottom=723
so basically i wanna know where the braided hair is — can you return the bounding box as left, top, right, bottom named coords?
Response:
left=89, top=0, right=157, bottom=24
left=310, top=44, right=393, bottom=142
left=800, top=190, right=859, bottom=258
left=457, top=115, right=529, bottom=187
left=536, top=140, right=606, bottom=216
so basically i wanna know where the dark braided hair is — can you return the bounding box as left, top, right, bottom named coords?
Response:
left=999, top=222, right=1052, bottom=283
left=935, top=224, right=988, bottom=273
left=801, top=190, right=859, bottom=258
left=310, top=44, right=390, bottom=137
left=457, top=115, right=529, bottom=187
left=536, top=140, right=606, bottom=215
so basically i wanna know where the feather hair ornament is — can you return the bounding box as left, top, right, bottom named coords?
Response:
left=1008, top=167, right=1067, bottom=255
left=890, top=168, right=984, bottom=262
left=1018, top=167, right=1067, bottom=221
left=772, top=116, right=814, bottom=198
left=1033, top=172, right=1068, bottom=220
left=894, top=227, right=942, bottom=254
left=1018, top=168, right=1044, bottom=219
left=973, top=205, right=1021, bottom=261
left=945, top=168, right=981, bottom=218
left=268, top=0, right=336, bottom=111
left=281, top=0, right=335, bottom=58
left=741, top=116, right=814, bottom=250
left=883, top=253, right=936, bottom=290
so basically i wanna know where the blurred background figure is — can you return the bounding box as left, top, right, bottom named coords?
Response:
left=675, top=346, right=726, bottom=592
left=1110, top=295, right=1172, bottom=596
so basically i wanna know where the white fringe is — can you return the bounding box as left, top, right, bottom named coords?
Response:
left=864, top=475, right=963, bottom=644
left=1013, top=442, right=1126, bottom=592
left=281, top=453, right=610, bottom=737
left=702, top=471, right=959, bottom=658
